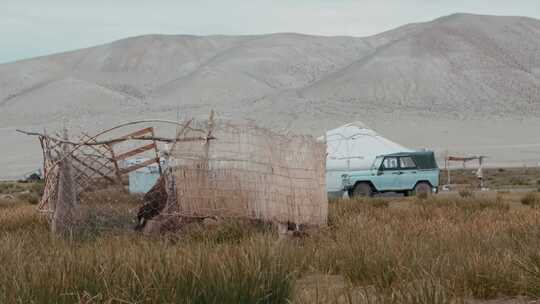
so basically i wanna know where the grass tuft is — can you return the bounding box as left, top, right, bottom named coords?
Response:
left=521, top=192, right=540, bottom=207
left=458, top=189, right=474, bottom=198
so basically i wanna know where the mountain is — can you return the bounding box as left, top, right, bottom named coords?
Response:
left=1, top=13, right=540, bottom=179
left=301, top=14, right=540, bottom=118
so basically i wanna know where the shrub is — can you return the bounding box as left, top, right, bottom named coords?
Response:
left=417, top=191, right=429, bottom=200
left=183, top=219, right=274, bottom=244
left=0, top=197, right=18, bottom=209
left=15, top=193, right=39, bottom=205
left=391, top=279, right=455, bottom=304
left=0, top=203, right=47, bottom=233
left=460, top=254, right=521, bottom=299
left=371, top=199, right=389, bottom=208
left=521, top=192, right=540, bottom=207
left=436, top=196, right=510, bottom=214
left=515, top=249, right=540, bottom=297
left=331, top=238, right=399, bottom=288
left=28, top=181, right=44, bottom=197
left=77, top=205, right=136, bottom=238
left=510, top=177, right=529, bottom=186
left=0, top=181, right=43, bottom=200
left=327, top=198, right=370, bottom=227
left=0, top=182, right=24, bottom=194
left=459, top=189, right=474, bottom=198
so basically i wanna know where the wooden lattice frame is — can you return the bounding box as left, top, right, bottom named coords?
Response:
left=37, top=127, right=165, bottom=213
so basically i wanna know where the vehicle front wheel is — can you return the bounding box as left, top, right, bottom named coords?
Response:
left=413, top=182, right=432, bottom=198
left=351, top=182, right=373, bottom=198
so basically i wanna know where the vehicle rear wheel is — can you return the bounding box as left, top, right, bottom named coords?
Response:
left=351, top=182, right=373, bottom=198
left=413, top=182, right=432, bottom=198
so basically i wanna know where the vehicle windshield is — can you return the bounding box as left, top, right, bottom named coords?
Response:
left=372, top=156, right=384, bottom=170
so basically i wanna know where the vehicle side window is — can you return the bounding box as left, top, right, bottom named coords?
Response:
left=382, top=157, right=398, bottom=170
left=399, top=157, right=417, bottom=169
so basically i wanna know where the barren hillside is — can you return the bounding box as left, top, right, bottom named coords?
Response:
left=1, top=13, right=540, bottom=178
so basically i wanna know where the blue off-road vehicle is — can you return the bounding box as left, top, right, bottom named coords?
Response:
left=341, top=151, right=440, bottom=197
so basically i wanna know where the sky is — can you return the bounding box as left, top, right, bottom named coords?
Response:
left=1, top=0, right=539, bottom=64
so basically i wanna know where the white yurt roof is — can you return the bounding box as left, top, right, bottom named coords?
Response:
left=323, top=122, right=411, bottom=171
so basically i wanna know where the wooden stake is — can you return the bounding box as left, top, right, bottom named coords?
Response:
left=52, top=128, right=78, bottom=238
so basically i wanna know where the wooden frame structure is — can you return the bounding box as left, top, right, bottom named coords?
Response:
left=443, top=154, right=487, bottom=188
left=18, top=116, right=216, bottom=215
left=20, top=119, right=208, bottom=213
left=35, top=127, right=163, bottom=212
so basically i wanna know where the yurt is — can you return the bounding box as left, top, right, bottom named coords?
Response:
left=322, top=122, right=411, bottom=195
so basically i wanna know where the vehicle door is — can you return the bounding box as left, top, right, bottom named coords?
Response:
left=373, top=156, right=400, bottom=190
left=398, top=156, right=419, bottom=190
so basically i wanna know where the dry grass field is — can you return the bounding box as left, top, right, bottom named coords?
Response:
left=2, top=179, right=540, bottom=303
left=443, top=167, right=540, bottom=191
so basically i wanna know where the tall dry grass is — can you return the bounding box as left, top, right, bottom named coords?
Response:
left=2, top=191, right=540, bottom=303
left=0, top=223, right=295, bottom=303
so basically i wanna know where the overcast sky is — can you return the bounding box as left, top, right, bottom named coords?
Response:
left=1, top=0, right=539, bottom=63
